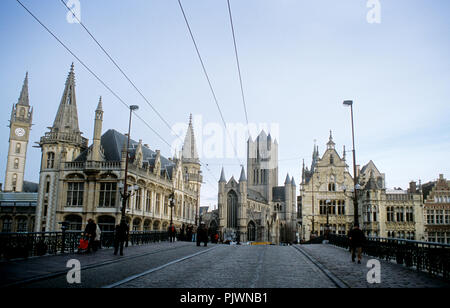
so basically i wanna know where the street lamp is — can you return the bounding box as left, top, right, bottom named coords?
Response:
left=343, top=100, right=359, bottom=225
left=120, top=105, right=139, bottom=223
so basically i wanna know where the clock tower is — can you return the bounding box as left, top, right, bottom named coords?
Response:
left=4, top=73, right=33, bottom=192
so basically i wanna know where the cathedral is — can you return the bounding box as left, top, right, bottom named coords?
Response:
left=33, top=64, right=202, bottom=232
left=218, top=131, right=298, bottom=244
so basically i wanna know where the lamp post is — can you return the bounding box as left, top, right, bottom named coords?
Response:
left=343, top=100, right=359, bottom=225
left=169, top=193, right=175, bottom=226
left=120, top=105, right=139, bottom=223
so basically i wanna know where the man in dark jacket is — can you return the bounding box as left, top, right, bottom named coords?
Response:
left=196, top=222, right=208, bottom=247
left=348, top=223, right=366, bottom=263
left=84, top=219, right=97, bottom=253
left=114, top=220, right=129, bottom=256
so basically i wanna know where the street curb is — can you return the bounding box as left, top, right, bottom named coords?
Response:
left=293, top=245, right=350, bottom=288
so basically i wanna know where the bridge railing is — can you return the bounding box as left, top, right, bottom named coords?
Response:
left=0, top=230, right=169, bottom=261
left=327, top=234, right=450, bottom=280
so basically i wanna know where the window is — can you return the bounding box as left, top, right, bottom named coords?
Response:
left=328, top=183, right=336, bottom=191
left=2, top=217, right=12, bottom=233
left=14, top=158, right=19, bottom=169
left=17, top=217, right=28, bottom=232
left=135, top=188, right=141, bottom=210
left=66, top=182, right=84, bottom=207
left=387, top=207, right=394, bottom=222
left=445, top=210, right=450, bottom=224
left=406, top=207, right=414, bottom=222
left=155, top=194, right=160, bottom=214
left=12, top=174, right=17, bottom=187
left=15, top=143, right=21, bottom=154
left=145, top=191, right=151, bottom=212
left=437, top=210, right=444, bottom=224
left=428, top=232, right=436, bottom=242
left=99, top=182, right=117, bottom=207
left=330, top=155, right=334, bottom=164
left=427, top=210, right=435, bottom=224
left=437, top=232, right=445, bottom=243
left=46, top=152, right=55, bottom=169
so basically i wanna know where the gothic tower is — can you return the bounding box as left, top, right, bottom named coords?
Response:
left=181, top=114, right=202, bottom=222
left=247, top=131, right=278, bottom=202
left=4, top=73, right=33, bottom=192
left=35, top=64, right=88, bottom=231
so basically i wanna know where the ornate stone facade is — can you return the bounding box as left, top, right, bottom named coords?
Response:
left=423, top=174, right=450, bottom=243
left=300, top=132, right=424, bottom=241
left=218, top=131, right=297, bottom=244
left=34, top=64, right=202, bottom=232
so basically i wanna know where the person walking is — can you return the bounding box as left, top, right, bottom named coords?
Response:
left=94, top=223, right=102, bottom=252
left=168, top=223, right=177, bottom=242
left=84, top=219, right=97, bottom=253
left=348, top=223, right=366, bottom=264
left=196, top=222, right=208, bottom=247
left=114, top=220, right=129, bottom=256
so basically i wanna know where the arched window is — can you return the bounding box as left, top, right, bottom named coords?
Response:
left=247, top=221, right=256, bottom=241
left=46, top=152, right=55, bottom=169
left=15, top=143, right=21, bottom=154
left=227, top=190, right=238, bottom=228
left=133, top=218, right=141, bottom=231
left=19, top=108, right=25, bottom=117
left=12, top=174, right=17, bottom=186
left=2, top=217, right=13, bottom=232
left=14, top=158, right=19, bottom=169
left=97, top=215, right=116, bottom=232
left=64, top=215, right=82, bottom=230
left=17, top=217, right=28, bottom=232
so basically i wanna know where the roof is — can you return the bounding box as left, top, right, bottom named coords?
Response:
left=76, top=129, right=174, bottom=168
left=0, top=192, right=38, bottom=206
left=23, top=181, right=39, bottom=193
left=247, top=189, right=267, bottom=203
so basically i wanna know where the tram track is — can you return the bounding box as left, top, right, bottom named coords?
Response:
left=2, top=243, right=194, bottom=288
left=291, top=245, right=349, bottom=288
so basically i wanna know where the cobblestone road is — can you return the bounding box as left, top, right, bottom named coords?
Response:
left=2, top=242, right=449, bottom=288
left=117, top=244, right=336, bottom=288
left=300, top=244, right=450, bottom=288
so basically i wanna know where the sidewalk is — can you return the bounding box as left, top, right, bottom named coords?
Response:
left=0, top=241, right=190, bottom=287
left=300, top=244, right=450, bottom=288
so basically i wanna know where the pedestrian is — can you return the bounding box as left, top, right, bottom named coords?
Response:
left=186, top=225, right=192, bottom=242
left=196, top=222, right=208, bottom=247
left=214, top=232, right=219, bottom=244
left=114, top=220, right=129, bottom=256
left=348, top=223, right=366, bottom=264
left=84, top=218, right=97, bottom=253
left=168, top=223, right=177, bottom=242
left=180, top=224, right=185, bottom=241
left=94, top=223, right=102, bottom=252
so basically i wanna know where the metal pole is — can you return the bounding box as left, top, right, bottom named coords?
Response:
left=350, top=104, right=359, bottom=225
left=121, top=108, right=133, bottom=222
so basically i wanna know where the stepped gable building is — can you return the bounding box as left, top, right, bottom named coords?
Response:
left=300, top=132, right=355, bottom=240
left=218, top=131, right=297, bottom=244
left=423, top=174, right=450, bottom=243
left=34, top=64, right=201, bottom=232
left=300, top=132, right=424, bottom=241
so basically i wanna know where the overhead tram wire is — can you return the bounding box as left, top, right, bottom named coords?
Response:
left=15, top=0, right=219, bottom=190
left=226, top=0, right=250, bottom=135
left=59, top=0, right=221, bottom=186
left=177, top=0, right=244, bottom=168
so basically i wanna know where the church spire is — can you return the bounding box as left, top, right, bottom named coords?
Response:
left=182, top=113, right=199, bottom=163
left=327, top=130, right=335, bottom=150
left=52, top=63, right=80, bottom=134
left=17, top=72, right=29, bottom=106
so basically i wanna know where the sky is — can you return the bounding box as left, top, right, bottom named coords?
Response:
left=1, top=0, right=449, bottom=209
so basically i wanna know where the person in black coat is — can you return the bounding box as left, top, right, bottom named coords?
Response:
left=348, top=223, right=366, bottom=263
left=84, top=219, right=97, bottom=253
left=196, top=222, right=208, bottom=247
left=114, top=220, right=129, bottom=256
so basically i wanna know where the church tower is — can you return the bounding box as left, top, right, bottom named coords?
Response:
left=4, top=73, right=33, bottom=192
left=247, top=131, right=278, bottom=202
left=181, top=114, right=202, bottom=222
left=35, top=64, right=88, bottom=231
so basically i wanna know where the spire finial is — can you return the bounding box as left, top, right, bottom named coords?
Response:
left=97, top=96, right=103, bottom=110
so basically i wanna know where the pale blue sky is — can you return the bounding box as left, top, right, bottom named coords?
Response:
left=1, top=0, right=449, bottom=207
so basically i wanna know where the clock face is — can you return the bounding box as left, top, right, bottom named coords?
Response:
left=15, top=128, right=25, bottom=137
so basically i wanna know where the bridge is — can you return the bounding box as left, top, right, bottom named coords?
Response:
left=0, top=231, right=449, bottom=288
